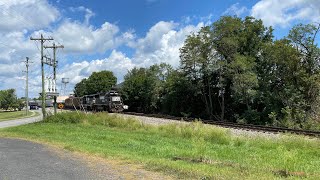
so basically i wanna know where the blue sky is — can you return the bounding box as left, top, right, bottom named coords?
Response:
left=0, top=0, right=319, bottom=97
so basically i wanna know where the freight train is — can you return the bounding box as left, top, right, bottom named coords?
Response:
left=63, top=89, right=128, bottom=113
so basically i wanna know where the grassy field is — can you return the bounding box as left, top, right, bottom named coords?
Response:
left=0, top=110, right=39, bottom=122
left=0, top=112, right=319, bottom=179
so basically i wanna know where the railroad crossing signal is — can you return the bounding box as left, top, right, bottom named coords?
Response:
left=58, top=103, right=64, bottom=109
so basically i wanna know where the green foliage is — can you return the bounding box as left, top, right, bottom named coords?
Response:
left=162, top=69, right=204, bottom=117
left=177, top=16, right=272, bottom=121
left=119, top=16, right=320, bottom=130
left=0, top=89, right=19, bottom=110
left=74, top=78, right=88, bottom=97
left=44, top=112, right=82, bottom=124
left=121, top=63, right=173, bottom=113
left=74, top=71, right=117, bottom=96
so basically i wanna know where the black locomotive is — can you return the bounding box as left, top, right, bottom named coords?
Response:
left=64, top=90, right=127, bottom=113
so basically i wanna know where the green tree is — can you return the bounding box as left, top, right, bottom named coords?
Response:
left=74, top=71, right=117, bottom=96
left=228, top=55, right=258, bottom=110
left=121, top=63, right=173, bottom=113
left=180, top=27, right=221, bottom=119
left=287, top=23, right=320, bottom=123
left=162, top=70, right=203, bottom=117
left=179, top=16, right=273, bottom=121
left=0, top=89, right=18, bottom=110
left=211, top=16, right=273, bottom=123
left=121, top=67, right=154, bottom=112
left=258, top=39, right=307, bottom=127
left=74, top=78, right=88, bottom=97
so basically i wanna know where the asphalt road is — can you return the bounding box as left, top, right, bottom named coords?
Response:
left=0, top=111, right=104, bottom=180
left=0, top=138, right=102, bottom=180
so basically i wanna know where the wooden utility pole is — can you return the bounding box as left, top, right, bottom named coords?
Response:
left=23, top=57, right=32, bottom=116
left=30, top=34, right=53, bottom=119
left=44, top=43, right=64, bottom=115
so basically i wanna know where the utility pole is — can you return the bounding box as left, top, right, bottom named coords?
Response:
left=30, top=34, right=53, bottom=119
left=44, top=43, right=64, bottom=115
left=23, top=57, right=32, bottom=116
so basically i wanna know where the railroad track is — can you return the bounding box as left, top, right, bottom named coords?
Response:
left=123, top=112, right=320, bottom=137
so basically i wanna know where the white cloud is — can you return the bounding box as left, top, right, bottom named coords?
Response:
left=0, top=31, right=40, bottom=66
left=52, top=20, right=134, bottom=54
left=251, top=0, right=320, bottom=28
left=56, top=50, right=135, bottom=94
left=0, top=0, right=59, bottom=32
left=223, top=3, right=248, bottom=17
left=0, top=0, right=205, bottom=97
left=132, top=21, right=203, bottom=67
left=0, top=1, right=135, bottom=97
left=58, top=21, right=203, bottom=90
left=69, top=6, right=95, bottom=25
left=133, top=21, right=178, bottom=53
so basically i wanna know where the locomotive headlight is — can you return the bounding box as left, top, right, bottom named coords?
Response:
left=123, top=105, right=128, bottom=110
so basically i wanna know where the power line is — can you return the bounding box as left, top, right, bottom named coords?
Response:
left=22, top=57, right=33, bottom=116
left=30, top=34, right=53, bottom=119
left=44, top=42, right=64, bottom=115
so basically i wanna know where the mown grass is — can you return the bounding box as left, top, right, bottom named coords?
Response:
left=0, top=112, right=319, bottom=179
left=0, top=110, right=39, bottom=122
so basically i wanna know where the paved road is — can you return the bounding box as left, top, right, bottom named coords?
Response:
left=0, top=138, right=172, bottom=180
left=0, top=138, right=106, bottom=180
left=0, top=110, right=42, bottom=129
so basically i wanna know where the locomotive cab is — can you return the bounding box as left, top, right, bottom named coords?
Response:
left=75, top=89, right=126, bottom=112
left=107, top=91, right=124, bottom=112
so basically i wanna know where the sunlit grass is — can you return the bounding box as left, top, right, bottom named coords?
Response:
left=0, top=112, right=319, bottom=179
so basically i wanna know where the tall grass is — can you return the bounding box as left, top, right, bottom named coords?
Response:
left=44, top=112, right=230, bottom=143
left=3, top=111, right=319, bottom=179
left=44, top=112, right=144, bottom=129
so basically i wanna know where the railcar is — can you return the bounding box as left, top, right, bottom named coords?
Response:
left=64, top=97, right=82, bottom=109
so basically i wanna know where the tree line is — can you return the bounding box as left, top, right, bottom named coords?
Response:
left=74, top=16, right=320, bottom=130
left=0, top=89, right=23, bottom=110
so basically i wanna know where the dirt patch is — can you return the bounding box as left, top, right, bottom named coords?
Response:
left=172, top=156, right=239, bottom=168
left=273, top=169, right=306, bottom=178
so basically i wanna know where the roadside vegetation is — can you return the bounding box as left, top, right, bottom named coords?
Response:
left=0, top=112, right=319, bottom=179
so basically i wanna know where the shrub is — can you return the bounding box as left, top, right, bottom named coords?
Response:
left=44, top=112, right=82, bottom=124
